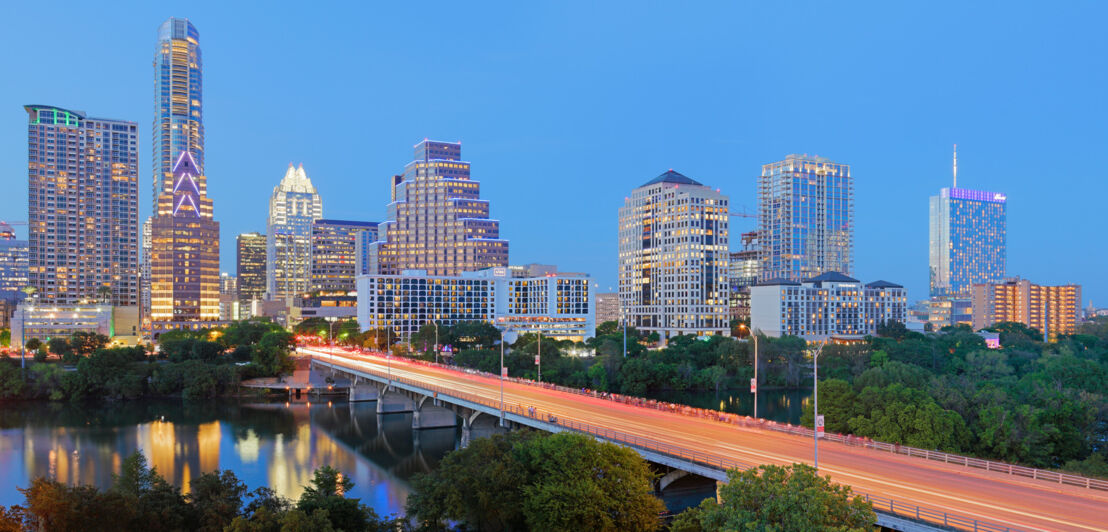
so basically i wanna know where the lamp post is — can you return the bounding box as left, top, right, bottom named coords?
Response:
left=386, top=322, right=392, bottom=388
left=536, top=331, right=541, bottom=383
left=327, top=320, right=340, bottom=375
left=812, top=341, right=826, bottom=471
left=433, top=320, right=439, bottom=364
left=500, top=327, right=506, bottom=426
left=753, top=332, right=759, bottom=419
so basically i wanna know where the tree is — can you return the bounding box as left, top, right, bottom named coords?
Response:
left=24, top=338, right=41, bottom=352
left=70, top=331, right=110, bottom=356
left=408, top=431, right=663, bottom=532
left=296, top=466, right=377, bottom=532
left=0, top=361, right=26, bottom=399
left=189, top=470, right=248, bottom=532
left=671, top=464, right=875, bottom=532
left=47, top=337, right=73, bottom=359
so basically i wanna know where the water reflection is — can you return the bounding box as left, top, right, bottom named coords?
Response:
left=649, top=388, right=813, bottom=425
left=0, top=400, right=460, bottom=518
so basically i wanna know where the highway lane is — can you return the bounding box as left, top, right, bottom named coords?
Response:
left=303, top=347, right=1108, bottom=531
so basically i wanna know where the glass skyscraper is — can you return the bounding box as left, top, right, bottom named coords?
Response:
left=267, top=164, right=323, bottom=303
left=148, top=18, right=220, bottom=332
left=0, top=222, right=29, bottom=305
left=236, top=232, right=267, bottom=313
left=758, top=155, right=853, bottom=282
left=929, top=187, right=1006, bottom=298
left=367, top=140, right=508, bottom=276
left=310, top=219, right=378, bottom=293
left=25, top=105, right=139, bottom=306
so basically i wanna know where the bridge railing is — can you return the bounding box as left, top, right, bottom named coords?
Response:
left=316, top=347, right=1108, bottom=493
left=315, top=355, right=1028, bottom=532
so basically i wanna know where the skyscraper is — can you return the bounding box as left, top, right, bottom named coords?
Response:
left=758, top=155, right=853, bottom=282
left=267, top=164, right=322, bottom=303
left=367, top=140, right=508, bottom=276
left=618, top=170, right=729, bottom=341
left=25, top=105, right=139, bottom=306
left=310, top=219, right=378, bottom=293
left=929, top=149, right=1006, bottom=297
left=236, top=232, right=266, bottom=313
left=150, top=152, right=220, bottom=328
left=146, top=17, right=206, bottom=329
left=0, top=223, right=29, bottom=327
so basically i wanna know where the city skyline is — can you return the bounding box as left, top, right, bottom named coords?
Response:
left=1, top=3, right=1104, bottom=305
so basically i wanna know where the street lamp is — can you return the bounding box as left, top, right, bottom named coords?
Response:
left=752, top=331, right=759, bottom=419
left=536, top=331, right=541, bottom=383
left=812, top=340, right=827, bottom=471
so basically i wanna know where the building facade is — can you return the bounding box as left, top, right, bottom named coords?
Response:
left=150, top=152, right=220, bottom=330
left=929, top=187, right=1006, bottom=298
left=618, top=170, right=729, bottom=341
left=25, top=105, right=139, bottom=307
left=758, top=155, right=853, bottom=282
left=728, top=230, right=760, bottom=320
left=0, top=223, right=29, bottom=303
left=357, top=268, right=594, bottom=342
left=236, top=233, right=266, bottom=314
left=595, top=292, right=620, bottom=326
left=310, top=219, right=378, bottom=293
left=11, top=302, right=113, bottom=348
left=145, top=17, right=204, bottom=323
left=750, top=272, right=907, bottom=341
left=971, top=278, right=1081, bottom=340
left=267, top=164, right=322, bottom=304
left=367, top=140, right=508, bottom=276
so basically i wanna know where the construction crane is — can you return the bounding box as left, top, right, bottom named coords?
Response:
left=729, top=210, right=756, bottom=219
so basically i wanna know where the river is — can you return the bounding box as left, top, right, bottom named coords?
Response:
left=0, top=388, right=811, bottom=516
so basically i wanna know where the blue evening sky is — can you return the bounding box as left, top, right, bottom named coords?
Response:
left=1, top=1, right=1104, bottom=304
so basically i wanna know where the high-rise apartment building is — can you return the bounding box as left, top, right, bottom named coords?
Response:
left=25, top=105, right=139, bottom=306
left=367, top=140, right=508, bottom=276
left=618, top=170, right=729, bottom=340
left=144, top=17, right=204, bottom=321
left=150, top=152, right=220, bottom=328
left=758, top=155, right=852, bottom=282
left=929, top=188, right=1007, bottom=298
left=310, top=219, right=378, bottom=293
left=267, top=164, right=322, bottom=303
left=236, top=232, right=266, bottom=312
left=971, top=278, right=1080, bottom=340
left=595, top=292, right=620, bottom=326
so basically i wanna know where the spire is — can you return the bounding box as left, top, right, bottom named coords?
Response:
left=953, top=143, right=958, bottom=188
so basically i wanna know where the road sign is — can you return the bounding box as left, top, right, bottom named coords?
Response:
left=816, top=415, right=825, bottom=438
left=750, top=378, right=757, bottom=393
left=535, top=355, right=541, bottom=365
left=501, top=367, right=508, bottom=377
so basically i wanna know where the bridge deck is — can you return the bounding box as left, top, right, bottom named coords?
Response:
left=304, top=347, right=1108, bottom=532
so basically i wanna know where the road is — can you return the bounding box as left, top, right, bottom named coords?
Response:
left=301, top=347, right=1108, bottom=532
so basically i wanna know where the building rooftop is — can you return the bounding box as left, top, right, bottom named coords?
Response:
left=642, top=170, right=703, bottom=187
left=805, top=271, right=860, bottom=284
left=758, top=278, right=801, bottom=286
left=866, top=280, right=904, bottom=289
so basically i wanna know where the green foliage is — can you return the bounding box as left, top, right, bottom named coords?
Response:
left=672, top=464, right=876, bottom=532
left=47, top=337, right=72, bottom=358
left=69, top=332, right=109, bottom=356
left=11, top=453, right=393, bottom=532
left=24, top=338, right=41, bottom=352
left=222, top=319, right=284, bottom=348
left=0, top=361, right=26, bottom=399
left=407, top=431, right=663, bottom=532
left=251, top=331, right=296, bottom=376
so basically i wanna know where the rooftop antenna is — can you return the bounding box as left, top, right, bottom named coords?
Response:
left=953, top=144, right=958, bottom=188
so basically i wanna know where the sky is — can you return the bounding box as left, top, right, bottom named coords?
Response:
left=1, top=1, right=1105, bottom=304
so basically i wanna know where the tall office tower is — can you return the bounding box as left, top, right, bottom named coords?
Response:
left=618, top=170, right=730, bottom=341
left=354, top=226, right=379, bottom=276
left=150, top=152, right=220, bottom=328
left=236, top=232, right=267, bottom=312
left=758, top=155, right=853, bottom=282
left=367, top=140, right=509, bottom=276
left=971, top=278, right=1079, bottom=340
left=25, top=105, right=139, bottom=306
left=145, top=17, right=204, bottom=322
left=929, top=148, right=1006, bottom=298
left=310, top=219, right=378, bottom=293
left=267, top=164, right=322, bottom=303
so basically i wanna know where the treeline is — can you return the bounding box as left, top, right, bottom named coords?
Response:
left=802, top=320, right=1108, bottom=477
left=0, top=454, right=398, bottom=532
left=0, top=320, right=297, bottom=401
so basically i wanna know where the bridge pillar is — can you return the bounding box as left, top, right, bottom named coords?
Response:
left=461, top=411, right=507, bottom=447
left=349, top=382, right=379, bottom=402
left=413, top=404, right=458, bottom=430
left=377, top=390, right=416, bottom=414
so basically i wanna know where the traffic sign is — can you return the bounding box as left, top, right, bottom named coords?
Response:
left=816, top=415, right=825, bottom=438
left=535, top=355, right=540, bottom=365
left=501, top=367, right=508, bottom=377
left=750, top=378, right=757, bottom=393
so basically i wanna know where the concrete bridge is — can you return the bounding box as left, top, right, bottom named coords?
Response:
left=305, top=348, right=1108, bottom=532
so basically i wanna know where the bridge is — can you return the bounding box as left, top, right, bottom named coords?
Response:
left=301, top=346, right=1108, bottom=532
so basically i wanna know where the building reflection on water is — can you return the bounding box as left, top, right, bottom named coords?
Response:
left=0, top=400, right=459, bottom=517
